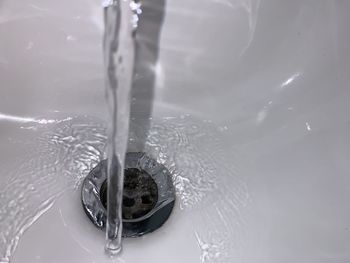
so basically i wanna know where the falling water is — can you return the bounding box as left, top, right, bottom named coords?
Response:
left=103, top=0, right=141, bottom=256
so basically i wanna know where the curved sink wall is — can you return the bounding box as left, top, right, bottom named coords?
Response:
left=0, top=0, right=350, bottom=262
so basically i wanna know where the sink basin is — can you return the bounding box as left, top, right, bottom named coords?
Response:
left=1, top=0, right=350, bottom=262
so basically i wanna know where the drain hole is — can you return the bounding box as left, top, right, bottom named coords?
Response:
left=81, top=154, right=177, bottom=237
left=123, top=197, right=135, bottom=207
left=100, top=168, right=158, bottom=220
left=141, top=195, right=153, bottom=205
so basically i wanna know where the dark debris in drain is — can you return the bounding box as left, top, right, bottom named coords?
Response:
left=100, top=168, right=158, bottom=220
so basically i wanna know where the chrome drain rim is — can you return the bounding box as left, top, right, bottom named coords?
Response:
left=81, top=152, right=175, bottom=237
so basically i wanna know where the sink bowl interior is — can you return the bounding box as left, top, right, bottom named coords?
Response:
left=1, top=0, right=350, bottom=262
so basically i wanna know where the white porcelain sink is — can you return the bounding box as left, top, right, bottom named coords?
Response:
left=1, top=0, right=350, bottom=262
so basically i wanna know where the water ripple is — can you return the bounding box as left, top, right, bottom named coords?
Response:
left=0, top=116, right=106, bottom=262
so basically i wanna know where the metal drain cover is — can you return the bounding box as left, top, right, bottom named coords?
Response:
left=81, top=152, right=175, bottom=237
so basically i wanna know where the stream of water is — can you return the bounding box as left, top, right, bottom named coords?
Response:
left=103, top=0, right=141, bottom=256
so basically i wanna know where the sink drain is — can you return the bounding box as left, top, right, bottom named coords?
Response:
left=100, top=168, right=159, bottom=219
left=81, top=152, right=175, bottom=237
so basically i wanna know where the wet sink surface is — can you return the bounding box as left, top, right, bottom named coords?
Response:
left=1, top=0, right=350, bottom=262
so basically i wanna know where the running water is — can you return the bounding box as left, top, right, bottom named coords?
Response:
left=102, top=0, right=141, bottom=256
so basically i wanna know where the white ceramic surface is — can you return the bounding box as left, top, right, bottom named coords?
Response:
left=1, top=0, right=350, bottom=262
